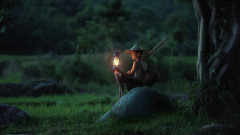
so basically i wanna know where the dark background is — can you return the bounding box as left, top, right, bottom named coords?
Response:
left=0, top=0, right=198, bottom=94
left=0, top=0, right=197, bottom=56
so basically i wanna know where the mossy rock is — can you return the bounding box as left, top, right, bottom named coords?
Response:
left=0, top=104, right=30, bottom=126
left=98, top=86, right=175, bottom=121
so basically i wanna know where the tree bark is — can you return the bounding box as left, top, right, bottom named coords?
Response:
left=193, top=0, right=211, bottom=84
left=192, top=0, right=240, bottom=119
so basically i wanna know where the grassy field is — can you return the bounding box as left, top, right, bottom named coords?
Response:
left=0, top=93, right=213, bottom=135
left=0, top=54, right=213, bottom=134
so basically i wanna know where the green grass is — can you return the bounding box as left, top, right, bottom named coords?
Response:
left=0, top=71, right=23, bottom=83
left=0, top=94, right=212, bottom=135
left=78, top=82, right=117, bottom=95
left=0, top=54, right=212, bottom=134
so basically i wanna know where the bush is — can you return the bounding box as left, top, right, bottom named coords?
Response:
left=147, top=56, right=197, bottom=83
left=55, top=55, right=114, bottom=90
left=163, top=56, right=197, bottom=81
left=22, top=61, right=57, bottom=79
left=0, top=60, right=26, bottom=83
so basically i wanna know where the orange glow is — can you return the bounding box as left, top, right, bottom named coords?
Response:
left=113, top=57, right=119, bottom=66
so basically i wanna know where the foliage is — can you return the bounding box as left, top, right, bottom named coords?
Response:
left=0, top=54, right=197, bottom=93
left=76, top=0, right=130, bottom=54
left=194, top=82, right=240, bottom=127
left=0, top=0, right=197, bottom=56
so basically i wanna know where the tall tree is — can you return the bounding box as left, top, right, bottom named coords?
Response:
left=76, top=0, right=130, bottom=54
left=193, top=0, right=240, bottom=120
left=0, top=0, right=13, bottom=33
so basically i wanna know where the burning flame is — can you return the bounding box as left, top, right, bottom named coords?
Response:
left=113, top=57, right=119, bottom=66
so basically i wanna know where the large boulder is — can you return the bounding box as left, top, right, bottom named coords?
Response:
left=0, top=79, right=72, bottom=97
left=0, top=104, right=30, bottom=126
left=24, top=79, right=71, bottom=97
left=98, top=87, right=175, bottom=121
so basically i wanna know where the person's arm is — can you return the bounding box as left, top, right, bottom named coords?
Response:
left=127, top=61, right=139, bottom=75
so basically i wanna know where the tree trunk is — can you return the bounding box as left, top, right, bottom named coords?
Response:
left=192, top=0, right=240, bottom=120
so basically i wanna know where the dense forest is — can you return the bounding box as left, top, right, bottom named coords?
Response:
left=0, top=0, right=197, bottom=56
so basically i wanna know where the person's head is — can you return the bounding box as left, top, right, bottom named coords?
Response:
left=130, top=50, right=142, bottom=60
left=125, top=44, right=147, bottom=60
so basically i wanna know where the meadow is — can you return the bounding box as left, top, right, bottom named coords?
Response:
left=0, top=94, right=212, bottom=135
left=0, top=54, right=213, bottom=135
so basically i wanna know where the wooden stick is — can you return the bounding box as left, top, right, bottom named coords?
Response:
left=143, top=36, right=168, bottom=61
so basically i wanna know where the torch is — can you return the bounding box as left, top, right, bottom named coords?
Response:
left=112, top=52, right=120, bottom=72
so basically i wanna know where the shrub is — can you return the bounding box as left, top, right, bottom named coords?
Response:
left=55, top=55, right=114, bottom=89
left=162, top=56, right=197, bottom=82
left=129, top=55, right=197, bottom=84
left=22, top=61, right=57, bottom=79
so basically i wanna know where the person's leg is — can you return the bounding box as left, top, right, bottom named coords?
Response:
left=126, top=77, right=143, bottom=91
left=114, top=71, right=126, bottom=99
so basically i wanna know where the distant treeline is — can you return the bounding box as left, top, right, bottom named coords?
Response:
left=0, top=0, right=197, bottom=55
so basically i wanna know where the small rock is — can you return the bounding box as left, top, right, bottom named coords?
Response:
left=193, top=124, right=231, bottom=135
left=0, top=104, right=30, bottom=126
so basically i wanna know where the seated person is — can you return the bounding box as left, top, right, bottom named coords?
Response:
left=114, top=44, right=148, bottom=99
